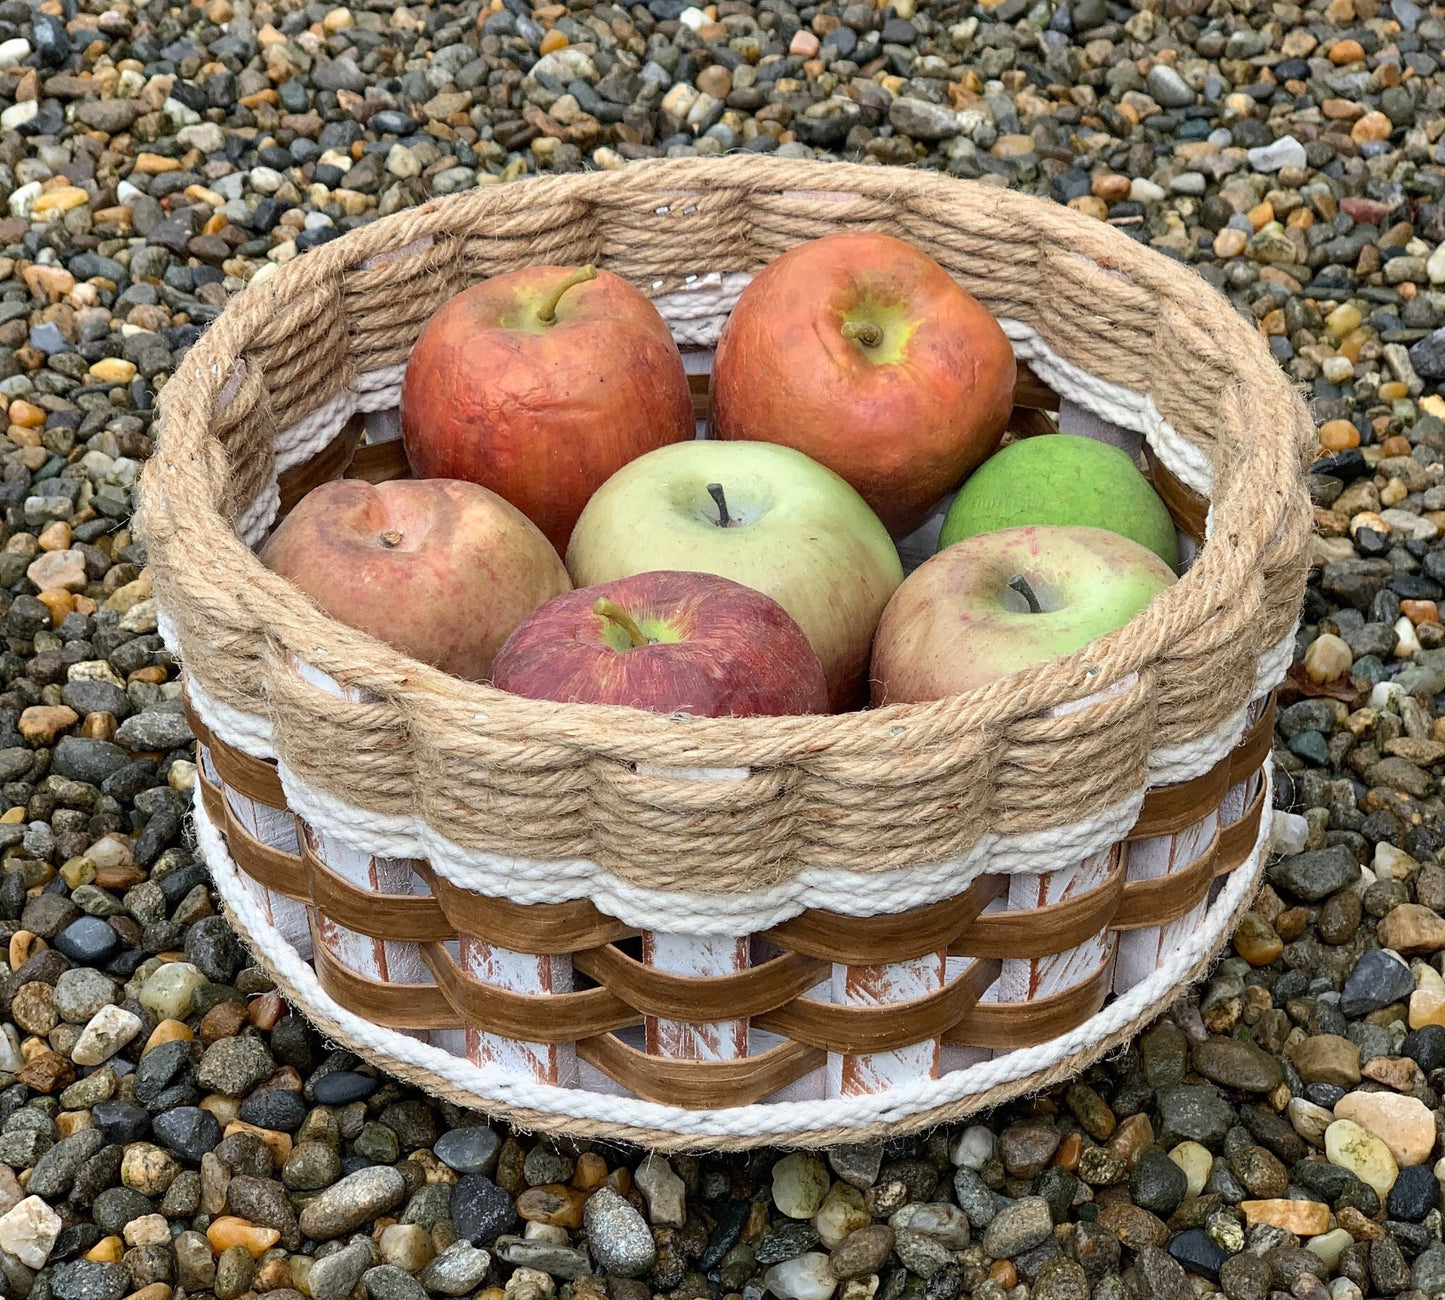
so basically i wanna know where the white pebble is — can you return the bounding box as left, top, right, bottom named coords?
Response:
left=1269, top=811, right=1309, bottom=857
left=1396, top=616, right=1423, bottom=658
left=678, top=5, right=707, bottom=27
left=1130, top=178, right=1165, bottom=202
left=0, top=1197, right=61, bottom=1269
left=1370, top=680, right=1406, bottom=712
left=1429, top=243, right=1445, bottom=286
left=950, top=1125, right=995, bottom=1169
left=0, top=37, right=30, bottom=69
left=764, top=1253, right=837, bottom=1300
left=6, top=178, right=40, bottom=218
left=72, top=1004, right=143, bottom=1066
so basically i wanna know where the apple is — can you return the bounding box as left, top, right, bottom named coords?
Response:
left=565, top=440, right=904, bottom=711
left=401, top=264, right=694, bottom=554
left=938, top=433, right=1181, bottom=568
left=259, top=477, right=570, bottom=682
left=490, top=571, right=828, bottom=717
left=870, top=525, right=1177, bottom=704
left=709, top=231, right=1016, bottom=538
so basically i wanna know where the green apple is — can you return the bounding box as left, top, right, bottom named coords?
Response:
left=566, top=440, right=904, bottom=710
left=871, top=524, right=1177, bottom=703
left=937, top=434, right=1180, bottom=569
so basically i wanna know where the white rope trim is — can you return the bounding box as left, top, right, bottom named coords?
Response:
left=183, top=630, right=1290, bottom=935
left=274, top=767, right=1144, bottom=934
left=193, top=761, right=1269, bottom=1141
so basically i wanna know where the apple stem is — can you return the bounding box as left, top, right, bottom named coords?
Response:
left=378, top=528, right=403, bottom=548
left=841, top=320, right=884, bottom=348
left=593, top=596, right=650, bottom=648
left=1009, top=574, right=1043, bottom=614
left=706, top=482, right=732, bottom=528
left=537, top=264, right=598, bottom=324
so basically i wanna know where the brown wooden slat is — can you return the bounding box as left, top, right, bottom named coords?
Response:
left=1012, top=363, right=1060, bottom=412
left=348, top=439, right=413, bottom=484
left=1230, top=695, right=1277, bottom=783
left=756, top=957, right=1000, bottom=1054
left=768, top=875, right=1004, bottom=965
left=576, top=1032, right=822, bottom=1107
left=300, top=828, right=453, bottom=943
left=418, top=862, right=634, bottom=955
left=420, top=942, right=640, bottom=1041
left=1128, top=757, right=1230, bottom=841
left=574, top=946, right=828, bottom=1022
left=1144, top=444, right=1208, bottom=543
left=951, top=858, right=1123, bottom=959
left=200, top=770, right=307, bottom=898
left=1110, top=830, right=1218, bottom=930
left=946, top=955, right=1112, bottom=1049
left=311, top=922, right=456, bottom=1029
left=277, top=416, right=364, bottom=517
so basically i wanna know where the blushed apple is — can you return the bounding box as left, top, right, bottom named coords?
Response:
left=490, top=571, right=828, bottom=717
left=710, top=231, right=1016, bottom=537
left=401, top=264, right=694, bottom=554
left=260, top=478, right=570, bottom=682
left=871, top=524, right=1177, bottom=703
left=566, top=440, right=903, bottom=711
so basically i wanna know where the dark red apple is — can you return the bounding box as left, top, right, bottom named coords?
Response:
left=259, top=477, right=569, bottom=682
left=710, top=232, right=1016, bottom=538
left=401, top=264, right=694, bottom=554
left=490, top=570, right=828, bottom=717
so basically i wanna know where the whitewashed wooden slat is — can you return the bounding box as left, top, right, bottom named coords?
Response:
left=1113, top=814, right=1215, bottom=995
left=826, top=951, right=945, bottom=1097
left=198, top=740, right=312, bottom=959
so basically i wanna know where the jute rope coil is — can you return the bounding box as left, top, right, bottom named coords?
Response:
left=138, top=158, right=1312, bottom=900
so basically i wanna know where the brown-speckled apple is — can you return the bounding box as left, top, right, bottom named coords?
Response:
left=871, top=524, right=1177, bottom=704
left=259, top=478, right=569, bottom=682
left=710, top=232, right=1016, bottom=537
left=401, top=264, right=694, bottom=554
left=490, top=570, right=828, bottom=717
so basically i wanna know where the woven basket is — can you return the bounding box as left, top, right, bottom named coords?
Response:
left=139, top=158, right=1314, bottom=1151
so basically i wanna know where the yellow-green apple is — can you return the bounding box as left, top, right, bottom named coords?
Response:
left=401, top=264, right=694, bottom=554
left=566, top=440, right=903, bottom=711
left=939, top=434, right=1180, bottom=568
left=871, top=525, right=1177, bottom=704
left=491, top=571, right=828, bottom=716
left=260, top=478, right=569, bottom=682
left=710, top=232, right=1016, bottom=537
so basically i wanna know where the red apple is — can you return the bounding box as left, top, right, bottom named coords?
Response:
left=259, top=477, right=570, bottom=682
left=710, top=232, right=1016, bottom=537
left=490, top=570, right=828, bottom=717
left=401, top=264, right=695, bottom=554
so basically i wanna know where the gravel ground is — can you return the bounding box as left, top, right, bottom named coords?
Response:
left=0, top=0, right=1441, bottom=1298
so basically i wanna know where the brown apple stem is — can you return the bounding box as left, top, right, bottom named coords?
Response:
left=841, top=320, right=884, bottom=348
left=706, top=482, right=732, bottom=528
left=378, top=528, right=403, bottom=548
left=1009, top=574, right=1042, bottom=614
left=593, top=596, right=649, bottom=648
left=537, top=264, right=598, bottom=324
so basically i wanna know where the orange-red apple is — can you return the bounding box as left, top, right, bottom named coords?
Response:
left=259, top=478, right=569, bottom=682
left=401, top=264, right=694, bottom=554
left=710, top=232, right=1016, bottom=537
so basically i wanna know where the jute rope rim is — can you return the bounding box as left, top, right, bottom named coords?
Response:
left=138, top=158, right=1313, bottom=760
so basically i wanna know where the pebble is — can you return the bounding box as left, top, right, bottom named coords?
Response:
left=1325, top=1119, right=1400, bottom=1198
left=582, top=1188, right=655, bottom=1277
left=981, top=1198, right=1053, bottom=1258
left=1333, top=1092, right=1436, bottom=1166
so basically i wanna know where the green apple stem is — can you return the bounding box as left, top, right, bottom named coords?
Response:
left=706, top=482, right=732, bottom=528
left=1009, top=574, right=1043, bottom=614
left=841, top=320, right=884, bottom=348
left=593, top=596, right=650, bottom=648
left=537, top=264, right=597, bottom=324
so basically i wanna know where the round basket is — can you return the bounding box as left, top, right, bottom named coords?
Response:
left=139, top=157, right=1314, bottom=1152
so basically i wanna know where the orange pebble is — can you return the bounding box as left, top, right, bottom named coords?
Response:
left=1318, top=419, right=1361, bottom=452
left=1380, top=435, right=1412, bottom=457
left=206, top=1217, right=281, bottom=1258
left=248, top=990, right=285, bottom=1030
left=35, top=590, right=74, bottom=624
left=8, top=931, right=44, bottom=970
left=572, top=1151, right=608, bottom=1190
left=7, top=399, right=45, bottom=428
left=1053, top=1132, right=1083, bottom=1170
left=143, top=1019, right=193, bottom=1055
left=85, top=1236, right=125, bottom=1262
left=1403, top=600, right=1439, bottom=625
left=1330, top=38, right=1365, bottom=63
left=224, top=1119, right=293, bottom=1166
left=991, top=1261, right=1019, bottom=1288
